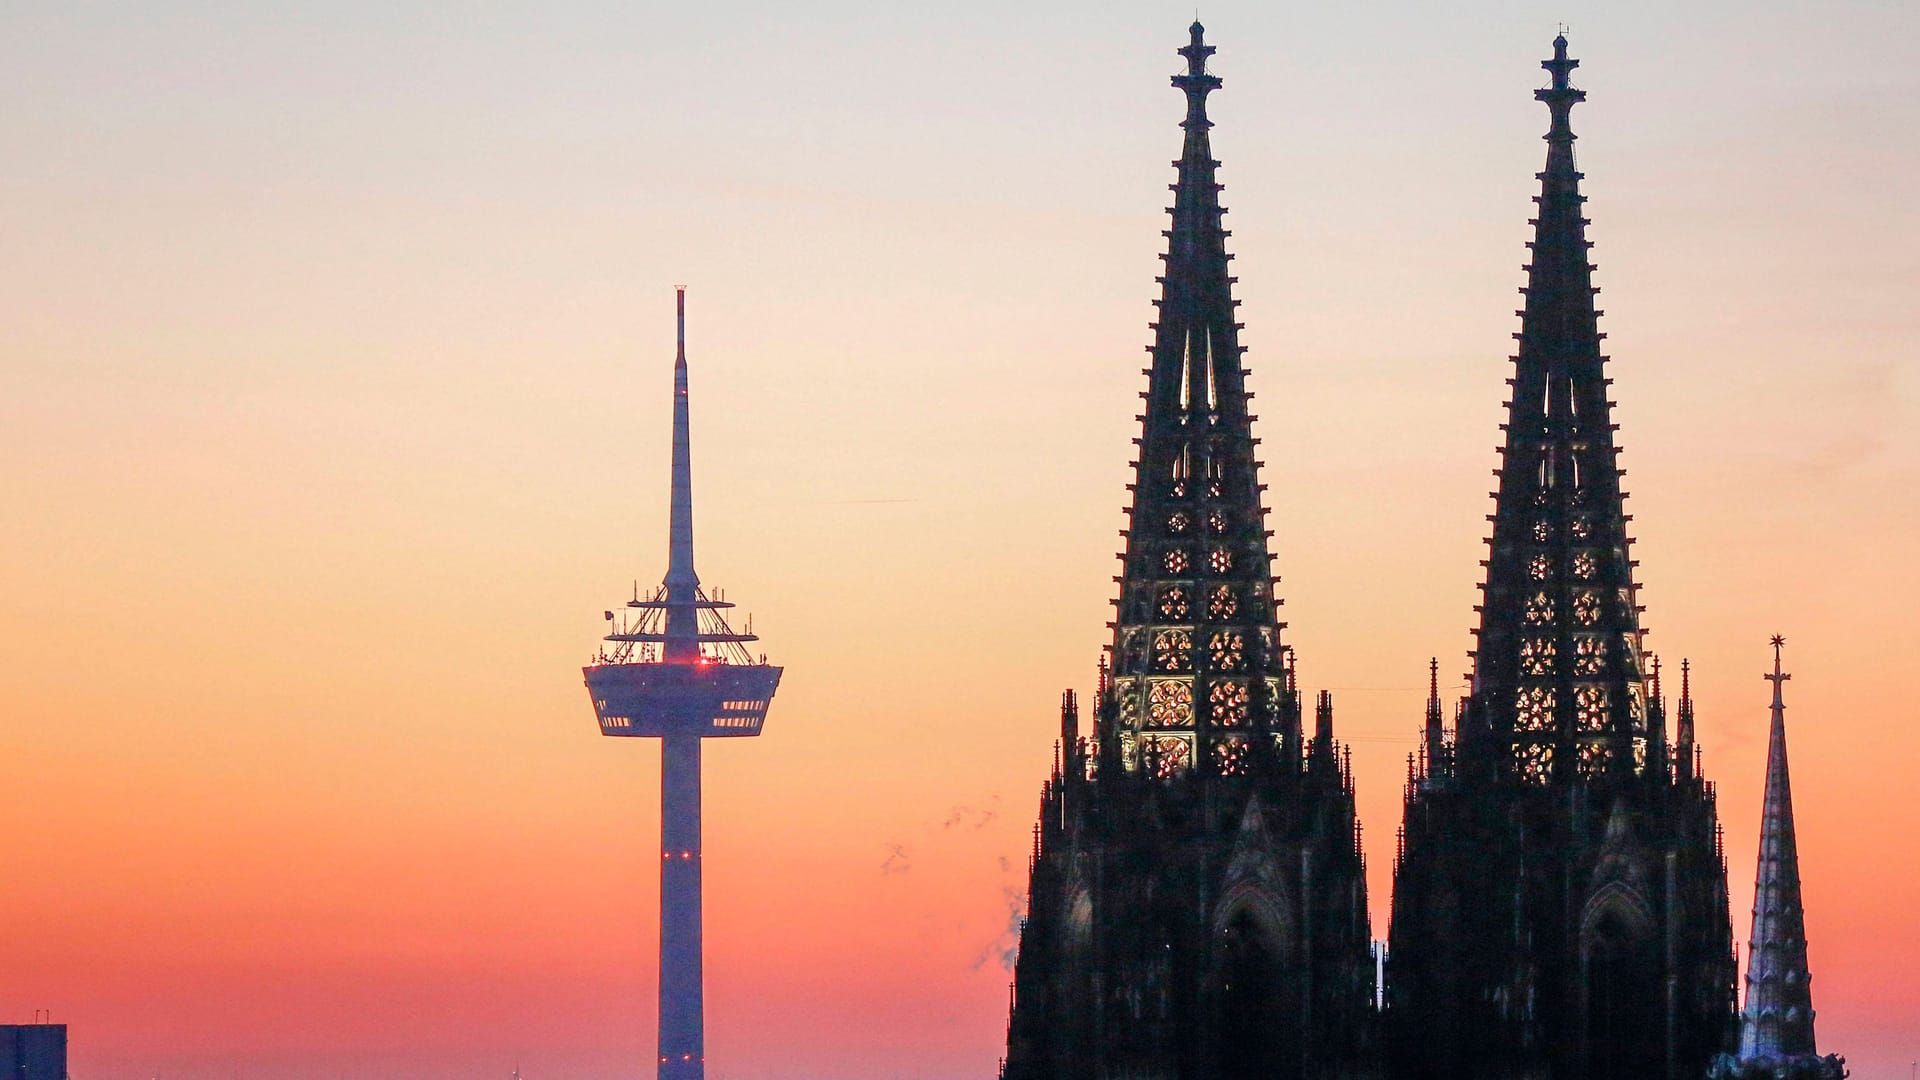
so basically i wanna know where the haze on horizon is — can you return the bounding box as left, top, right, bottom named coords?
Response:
left=1, top=2, right=1915, bottom=1078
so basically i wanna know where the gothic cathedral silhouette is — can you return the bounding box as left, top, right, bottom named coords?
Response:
left=1000, top=25, right=1844, bottom=1080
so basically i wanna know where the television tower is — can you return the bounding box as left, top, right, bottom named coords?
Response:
left=584, top=288, right=783, bottom=1080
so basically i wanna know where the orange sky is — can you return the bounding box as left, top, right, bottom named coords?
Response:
left=2, top=3, right=1916, bottom=1078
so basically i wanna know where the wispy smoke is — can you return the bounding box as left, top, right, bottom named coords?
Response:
left=880, top=843, right=911, bottom=876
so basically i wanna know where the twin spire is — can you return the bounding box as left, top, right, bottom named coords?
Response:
left=1103, top=23, right=1315, bottom=778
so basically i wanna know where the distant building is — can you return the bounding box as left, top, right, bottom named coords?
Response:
left=0, top=1025, right=66, bottom=1080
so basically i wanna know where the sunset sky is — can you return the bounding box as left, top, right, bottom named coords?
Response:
left=3, top=2, right=1916, bottom=1077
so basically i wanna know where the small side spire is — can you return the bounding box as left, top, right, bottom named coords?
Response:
left=1678, top=657, right=1697, bottom=781
left=1648, top=653, right=1669, bottom=773
left=1711, top=637, right=1845, bottom=1079
left=1423, top=658, right=1444, bottom=775
left=1315, top=690, right=1335, bottom=757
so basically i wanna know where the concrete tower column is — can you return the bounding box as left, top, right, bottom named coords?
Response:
left=659, top=732, right=704, bottom=1079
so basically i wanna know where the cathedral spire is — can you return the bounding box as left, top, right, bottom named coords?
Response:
left=1740, top=640, right=1822, bottom=1058
left=1465, top=35, right=1646, bottom=785
left=1105, top=22, right=1291, bottom=780
left=1713, top=637, right=1844, bottom=1079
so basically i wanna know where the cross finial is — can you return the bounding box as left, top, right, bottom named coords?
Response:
left=1172, top=21, right=1222, bottom=129
left=1546, top=33, right=1576, bottom=89
left=1180, top=21, right=1213, bottom=78
left=1765, top=635, right=1791, bottom=692
left=1536, top=32, right=1586, bottom=124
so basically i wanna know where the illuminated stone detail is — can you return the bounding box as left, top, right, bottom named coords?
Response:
left=1573, top=590, right=1601, bottom=626
left=1158, top=586, right=1191, bottom=621
left=1525, top=592, right=1555, bottom=626
left=1207, top=584, right=1238, bottom=620
left=1576, top=740, right=1613, bottom=777
left=1575, top=686, right=1609, bottom=731
left=1147, top=679, right=1194, bottom=726
left=1516, top=687, right=1555, bottom=732
left=1209, top=679, right=1249, bottom=725
left=1515, top=741, right=1554, bottom=784
left=1144, top=735, right=1191, bottom=778
left=1209, top=631, right=1245, bottom=671
left=1520, top=639, right=1556, bottom=676
left=1211, top=736, right=1250, bottom=775
left=1153, top=630, right=1192, bottom=672
left=1573, top=636, right=1605, bottom=675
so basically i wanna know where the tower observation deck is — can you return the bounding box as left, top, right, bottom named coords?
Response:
left=583, top=288, right=782, bottom=1080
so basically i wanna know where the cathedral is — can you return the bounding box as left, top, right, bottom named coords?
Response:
left=1000, top=25, right=1845, bottom=1080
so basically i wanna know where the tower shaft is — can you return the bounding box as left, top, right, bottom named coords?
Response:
left=659, top=733, right=705, bottom=1080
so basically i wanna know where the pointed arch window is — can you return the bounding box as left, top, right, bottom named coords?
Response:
left=1179, top=331, right=1193, bottom=413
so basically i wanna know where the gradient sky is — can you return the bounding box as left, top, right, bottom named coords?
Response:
left=3, top=2, right=1917, bottom=1078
